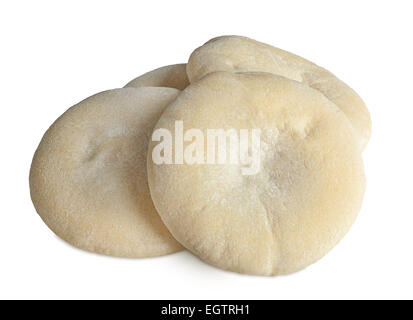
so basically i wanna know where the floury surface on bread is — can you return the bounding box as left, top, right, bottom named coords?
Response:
left=30, top=87, right=183, bottom=258
left=147, top=72, right=366, bottom=276
left=187, top=35, right=371, bottom=151
left=29, top=37, right=368, bottom=276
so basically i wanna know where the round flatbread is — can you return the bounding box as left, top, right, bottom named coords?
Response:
left=147, top=72, right=365, bottom=275
left=125, top=64, right=189, bottom=90
left=30, top=87, right=183, bottom=257
left=187, top=36, right=371, bottom=150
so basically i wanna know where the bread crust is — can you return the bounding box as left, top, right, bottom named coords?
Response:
left=148, top=72, right=365, bottom=275
left=125, top=64, right=189, bottom=90
left=30, top=87, right=183, bottom=257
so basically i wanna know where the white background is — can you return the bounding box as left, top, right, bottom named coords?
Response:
left=1, top=0, right=412, bottom=300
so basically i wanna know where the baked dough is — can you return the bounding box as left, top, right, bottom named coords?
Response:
left=147, top=72, right=365, bottom=275
left=187, top=36, right=371, bottom=150
left=30, top=87, right=183, bottom=257
left=125, top=64, right=189, bottom=90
